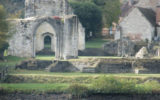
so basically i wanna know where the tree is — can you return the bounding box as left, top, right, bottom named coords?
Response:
left=70, top=0, right=121, bottom=28
left=70, top=1, right=102, bottom=40
left=0, top=5, right=9, bottom=60
left=93, top=0, right=121, bottom=27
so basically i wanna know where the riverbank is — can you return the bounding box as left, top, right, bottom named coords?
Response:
left=1, top=93, right=160, bottom=100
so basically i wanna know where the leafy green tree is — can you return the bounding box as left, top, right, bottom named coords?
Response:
left=100, top=0, right=121, bottom=27
left=70, top=0, right=121, bottom=27
left=92, top=0, right=121, bottom=27
left=0, top=5, right=9, bottom=59
left=70, top=1, right=102, bottom=39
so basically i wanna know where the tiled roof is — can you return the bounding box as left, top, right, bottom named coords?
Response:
left=138, top=7, right=156, bottom=26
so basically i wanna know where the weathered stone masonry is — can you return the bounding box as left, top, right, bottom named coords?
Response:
left=8, top=0, right=85, bottom=60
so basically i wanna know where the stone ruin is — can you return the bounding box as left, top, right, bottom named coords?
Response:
left=103, top=37, right=135, bottom=57
left=135, top=47, right=148, bottom=58
left=8, top=0, right=85, bottom=60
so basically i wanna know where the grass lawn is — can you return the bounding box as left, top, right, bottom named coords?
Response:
left=0, top=83, right=69, bottom=93
left=9, top=69, right=160, bottom=77
left=5, top=70, right=160, bottom=85
left=86, top=38, right=110, bottom=48
left=36, top=55, right=55, bottom=60
left=36, top=55, right=122, bottom=61
left=0, top=56, right=26, bottom=70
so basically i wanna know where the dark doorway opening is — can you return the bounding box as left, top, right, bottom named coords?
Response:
left=44, top=35, right=51, bottom=50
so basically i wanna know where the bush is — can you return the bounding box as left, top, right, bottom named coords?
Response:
left=68, top=83, right=89, bottom=98
left=70, top=1, right=102, bottom=39
left=136, top=80, right=160, bottom=94
left=92, top=76, right=137, bottom=94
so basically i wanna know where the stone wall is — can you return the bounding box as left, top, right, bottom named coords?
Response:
left=15, top=58, right=160, bottom=74
left=8, top=16, right=82, bottom=60
left=25, top=0, right=73, bottom=18
left=8, top=17, right=64, bottom=58
left=8, top=19, right=36, bottom=57
left=103, top=38, right=136, bottom=56
left=8, top=0, right=85, bottom=59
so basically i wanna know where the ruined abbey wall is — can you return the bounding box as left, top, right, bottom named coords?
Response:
left=8, top=0, right=85, bottom=59
left=25, top=0, right=73, bottom=18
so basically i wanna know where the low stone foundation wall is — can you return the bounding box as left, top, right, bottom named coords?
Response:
left=16, top=58, right=160, bottom=74
left=96, top=63, right=132, bottom=73
left=16, top=59, right=52, bottom=70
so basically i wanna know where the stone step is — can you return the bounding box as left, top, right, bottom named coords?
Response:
left=82, top=67, right=95, bottom=73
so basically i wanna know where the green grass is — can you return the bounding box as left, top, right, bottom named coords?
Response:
left=78, top=56, right=122, bottom=59
left=1, top=76, right=160, bottom=94
left=9, top=70, right=160, bottom=78
left=35, top=55, right=122, bottom=61
left=5, top=70, right=160, bottom=85
left=0, top=83, right=69, bottom=93
left=86, top=38, right=110, bottom=48
left=0, top=56, right=26, bottom=70
left=36, top=55, right=55, bottom=60
left=2, top=69, right=160, bottom=94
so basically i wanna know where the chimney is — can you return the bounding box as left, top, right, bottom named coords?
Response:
left=156, top=2, right=160, bottom=25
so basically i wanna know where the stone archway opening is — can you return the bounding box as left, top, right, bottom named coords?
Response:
left=36, top=33, right=55, bottom=56
left=34, top=21, right=56, bottom=56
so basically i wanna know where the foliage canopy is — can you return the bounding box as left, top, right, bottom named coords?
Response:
left=70, top=1, right=102, bottom=39
left=69, top=0, right=121, bottom=27
left=0, top=5, right=9, bottom=58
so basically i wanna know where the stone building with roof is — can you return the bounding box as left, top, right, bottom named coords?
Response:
left=115, top=0, right=160, bottom=41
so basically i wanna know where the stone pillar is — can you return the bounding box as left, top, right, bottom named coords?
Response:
left=117, top=26, right=123, bottom=56
left=62, top=15, right=79, bottom=59
left=78, top=22, right=85, bottom=50
left=72, top=16, right=79, bottom=58
left=55, top=23, right=64, bottom=60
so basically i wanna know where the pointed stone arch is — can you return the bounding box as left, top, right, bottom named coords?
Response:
left=35, top=22, right=56, bottom=52
left=32, top=18, right=64, bottom=59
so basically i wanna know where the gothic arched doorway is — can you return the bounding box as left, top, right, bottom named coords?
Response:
left=36, top=32, right=55, bottom=56
left=34, top=22, right=56, bottom=56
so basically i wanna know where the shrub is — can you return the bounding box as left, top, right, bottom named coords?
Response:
left=136, top=80, right=160, bottom=94
left=68, top=83, right=89, bottom=98
left=92, top=76, right=137, bottom=94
